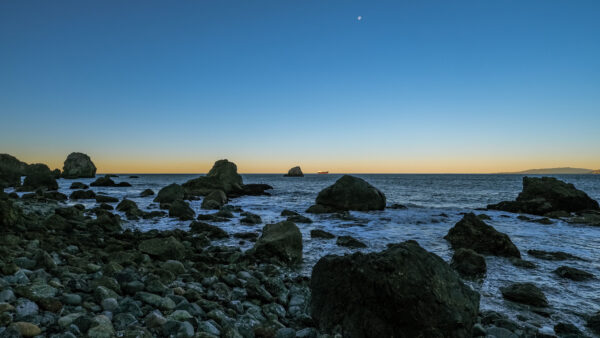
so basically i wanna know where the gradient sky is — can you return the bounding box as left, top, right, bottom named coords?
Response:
left=1, top=0, right=599, bottom=173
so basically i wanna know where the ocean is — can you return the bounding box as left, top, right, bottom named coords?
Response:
left=10, top=173, right=600, bottom=334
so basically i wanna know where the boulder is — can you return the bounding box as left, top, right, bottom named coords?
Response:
left=252, top=221, right=303, bottom=265
left=310, top=240, right=480, bottom=338
left=450, top=248, right=487, bottom=278
left=284, top=166, right=304, bottom=177
left=310, top=229, right=335, bottom=239
left=95, top=195, right=119, bottom=203
left=500, top=282, right=548, bottom=307
left=201, top=190, right=227, bottom=210
left=154, top=184, right=184, bottom=206
left=527, top=249, right=585, bottom=261
left=169, top=200, right=195, bottom=220
left=116, top=199, right=145, bottom=219
left=488, top=177, right=599, bottom=216
left=138, top=236, right=186, bottom=260
left=70, top=190, right=97, bottom=200
left=183, top=159, right=243, bottom=195
left=23, top=163, right=58, bottom=190
left=444, top=213, right=521, bottom=258
left=554, top=266, right=594, bottom=281
left=70, top=182, right=89, bottom=189
left=307, top=175, right=386, bottom=212
left=140, top=189, right=154, bottom=197
left=90, top=176, right=116, bottom=187
left=189, top=221, right=229, bottom=239
left=62, top=152, right=97, bottom=178
left=0, top=154, right=28, bottom=188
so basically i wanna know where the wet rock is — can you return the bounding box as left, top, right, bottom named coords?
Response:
left=554, top=322, right=582, bottom=337
left=527, top=250, right=585, bottom=261
left=70, top=189, right=96, bottom=200
left=116, top=199, right=145, bottom=219
left=444, top=213, right=521, bottom=258
left=9, top=322, right=41, bottom=337
left=140, top=189, right=154, bottom=197
left=138, top=236, right=186, bottom=260
left=183, top=159, right=244, bottom=195
left=568, top=211, right=600, bottom=226
left=169, top=200, right=195, bottom=220
left=287, top=214, right=312, bottom=224
left=62, top=152, right=97, bottom=178
left=190, top=221, right=229, bottom=239
left=336, top=235, right=366, bottom=248
left=69, top=182, right=89, bottom=189
left=90, top=176, right=115, bottom=187
left=488, top=177, right=599, bottom=215
left=310, top=229, right=335, bottom=239
left=241, top=212, right=262, bottom=225
left=587, top=311, right=600, bottom=335
left=500, top=282, right=548, bottom=307
left=450, top=248, right=486, bottom=278
left=154, top=183, right=184, bottom=206
left=201, top=190, right=227, bottom=210
left=509, top=258, right=536, bottom=269
left=308, top=175, right=386, bottom=212
left=23, top=163, right=58, bottom=190
left=87, top=315, right=115, bottom=338
left=310, top=240, right=480, bottom=337
left=281, top=209, right=298, bottom=217
left=95, top=194, right=119, bottom=203
left=252, top=221, right=303, bottom=265
left=554, top=266, right=594, bottom=281
left=284, top=166, right=304, bottom=177
left=137, top=292, right=176, bottom=311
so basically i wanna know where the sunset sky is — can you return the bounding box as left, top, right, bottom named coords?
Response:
left=1, top=1, right=599, bottom=173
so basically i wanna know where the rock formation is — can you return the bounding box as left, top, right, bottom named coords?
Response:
left=284, top=166, right=304, bottom=177
left=62, top=152, right=97, bottom=179
left=306, top=175, right=386, bottom=213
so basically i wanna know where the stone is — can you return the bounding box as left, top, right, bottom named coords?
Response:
left=95, top=195, right=119, bottom=203
left=69, top=189, right=96, bottom=200
left=201, top=190, right=227, bottom=209
left=527, top=250, right=585, bottom=261
left=69, top=182, right=89, bottom=189
left=137, top=292, right=176, bottom=311
left=554, top=266, right=594, bottom=281
left=450, top=248, right=487, bottom=278
left=310, top=240, right=480, bottom=338
left=101, top=298, right=119, bottom=311
left=90, top=176, right=116, bottom=187
left=310, top=229, right=335, bottom=239
left=287, top=214, right=312, bottom=223
left=140, top=189, right=154, bottom=197
left=169, top=200, right=195, bottom=220
left=284, top=166, right=304, bottom=177
left=62, top=152, right=96, bottom=178
left=189, top=221, right=229, bottom=239
left=336, top=235, right=366, bottom=248
left=23, top=163, right=58, bottom=190
left=138, top=236, right=186, bottom=260
left=241, top=212, right=262, bottom=225
left=308, top=175, right=386, bottom=212
left=444, top=213, right=521, bottom=258
left=87, top=315, right=115, bottom=338
left=554, top=322, right=582, bottom=336
left=10, top=322, right=41, bottom=337
left=253, top=221, right=303, bottom=265
left=500, top=282, right=548, bottom=307
left=154, top=183, right=184, bottom=205
left=488, top=177, right=599, bottom=215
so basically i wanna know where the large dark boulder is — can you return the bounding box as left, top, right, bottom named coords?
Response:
left=0, top=154, right=28, bottom=188
left=444, top=213, right=521, bottom=258
left=500, top=282, right=548, bottom=307
left=252, top=221, right=302, bottom=265
left=62, top=152, right=96, bottom=178
left=154, top=184, right=184, bottom=206
left=488, top=177, right=599, bottom=216
left=307, top=175, right=386, bottom=213
left=450, top=248, right=487, bottom=278
left=169, top=200, right=195, bottom=220
left=284, top=166, right=304, bottom=177
left=310, top=240, right=480, bottom=338
left=69, top=190, right=96, bottom=200
left=183, top=159, right=243, bottom=195
left=23, top=163, right=58, bottom=190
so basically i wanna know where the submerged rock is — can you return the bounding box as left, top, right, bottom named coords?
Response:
left=488, top=177, right=599, bottom=216
left=500, top=282, right=548, bottom=307
left=69, top=182, right=89, bottom=189
left=252, top=221, right=302, bottom=265
left=450, top=248, right=487, bottom=278
left=310, top=240, right=480, bottom=337
left=444, top=213, right=521, bottom=258
left=554, top=266, right=594, bottom=281
left=588, top=312, right=600, bottom=335
left=284, top=166, right=304, bottom=177
left=307, top=175, right=386, bottom=213
left=527, top=249, right=585, bottom=261
left=95, top=194, right=119, bottom=203
left=62, top=152, right=97, bottom=178
left=23, top=163, right=58, bottom=190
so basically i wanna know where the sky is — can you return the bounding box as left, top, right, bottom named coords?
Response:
left=1, top=0, right=599, bottom=174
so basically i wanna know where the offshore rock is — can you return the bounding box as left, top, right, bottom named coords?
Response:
left=307, top=175, right=386, bottom=213
left=62, top=152, right=97, bottom=178
left=284, top=166, right=304, bottom=177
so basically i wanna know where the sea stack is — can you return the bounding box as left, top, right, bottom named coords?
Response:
left=62, top=152, right=97, bottom=179
left=284, top=166, right=304, bottom=177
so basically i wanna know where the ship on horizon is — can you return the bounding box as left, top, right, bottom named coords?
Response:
left=317, top=171, right=329, bottom=174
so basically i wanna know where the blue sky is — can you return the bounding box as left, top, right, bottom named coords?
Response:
left=1, top=0, right=599, bottom=173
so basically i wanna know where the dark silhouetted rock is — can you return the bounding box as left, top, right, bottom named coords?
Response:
left=51, top=168, right=61, bottom=179
left=450, top=248, right=486, bottom=278
left=238, top=183, right=273, bottom=196
left=154, top=184, right=184, bottom=206
left=307, top=175, right=386, bottom=213
left=70, top=190, right=97, bottom=200
left=62, top=152, right=96, bottom=178
left=183, top=159, right=243, bottom=195
left=169, top=200, right=195, bottom=220
left=444, top=213, right=521, bottom=258
left=284, top=166, right=304, bottom=177
left=23, top=163, right=58, bottom=190
left=70, top=182, right=89, bottom=189
left=201, top=190, right=227, bottom=210
left=554, top=266, right=594, bottom=281
left=500, top=282, right=548, bottom=307
left=488, top=177, right=599, bottom=216
left=95, top=195, right=119, bottom=203
left=0, top=154, right=29, bottom=188
left=252, top=221, right=302, bottom=265
left=310, top=240, right=480, bottom=338
left=310, top=229, right=335, bottom=239
left=336, top=235, right=367, bottom=248
left=90, top=176, right=116, bottom=187
left=281, top=209, right=299, bottom=217
left=140, top=189, right=154, bottom=197
left=189, top=221, right=229, bottom=239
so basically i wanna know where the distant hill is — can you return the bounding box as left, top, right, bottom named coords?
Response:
left=500, top=167, right=595, bottom=174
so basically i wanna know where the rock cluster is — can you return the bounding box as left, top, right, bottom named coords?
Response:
left=306, top=175, right=386, bottom=213
left=61, top=152, right=97, bottom=179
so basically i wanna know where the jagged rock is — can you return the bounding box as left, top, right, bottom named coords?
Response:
left=189, top=221, right=229, bottom=239
left=488, top=177, right=599, bottom=216
left=336, top=236, right=366, bottom=248
left=554, top=266, right=594, bottom=281
left=23, top=163, right=58, bottom=190
left=310, top=240, right=480, bottom=337
left=444, top=213, right=521, bottom=258
left=450, top=248, right=487, bottom=278
left=554, top=322, right=583, bottom=337
left=310, top=229, right=335, bottom=239
left=252, top=221, right=302, bottom=265
left=154, top=183, right=184, bottom=206
left=62, top=152, right=96, bottom=178
left=169, top=200, right=195, bottom=220
left=284, top=166, right=304, bottom=177
left=70, top=190, right=97, bottom=200
left=0, top=153, right=29, bottom=188
left=500, top=282, right=548, bottom=307
left=307, top=175, right=386, bottom=212
left=201, top=190, right=227, bottom=210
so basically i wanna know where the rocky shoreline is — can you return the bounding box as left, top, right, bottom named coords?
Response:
left=1, top=154, right=600, bottom=337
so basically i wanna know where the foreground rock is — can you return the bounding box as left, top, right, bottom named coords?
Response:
left=61, top=152, right=97, bottom=178
left=306, top=175, right=386, bottom=213
left=0, top=153, right=29, bottom=188
left=444, top=213, right=521, bottom=258
left=450, top=248, right=487, bottom=278
left=22, top=163, right=58, bottom=191
left=310, top=240, right=480, bottom=337
left=500, top=282, right=548, bottom=307
left=284, top=166, right=304, bottom=177
left=251, top=221, right=302, bottom=265
left=488, top=177, right=600, bottom=216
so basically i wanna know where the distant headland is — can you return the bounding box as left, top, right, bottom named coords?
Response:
left=499, top=167, right=600, bottom=175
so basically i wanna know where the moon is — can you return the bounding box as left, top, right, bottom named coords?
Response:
left=357, top=16, right=362, bottom=21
